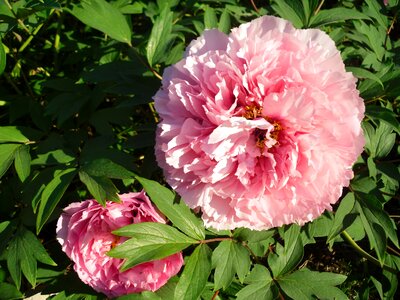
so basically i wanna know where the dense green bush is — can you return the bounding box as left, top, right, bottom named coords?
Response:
left=0, top=0, right=399, bottom=299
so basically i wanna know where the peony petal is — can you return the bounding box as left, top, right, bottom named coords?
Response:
left=155, top=15, right=365, bottom=230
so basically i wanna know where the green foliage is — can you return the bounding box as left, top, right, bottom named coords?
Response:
left=236, top=264, right=275, bottom=300
left=175, top=244, right=212, bottom=300
left=268, top=225, right=304, bottom=277
left=135, top=176, right=206, bottom=240
left=109, top=222, right=198, bottom=271
left=0, top=0, right=399, bottom=298
left=6, top=226, right=56, bottom=289
left=0, top=38, right=6, bottom=76
left=278, top=269, right=348, bottom=300
left=212, top=240, right=251, bottom=289
left=67, top=0, right=132, bottom=44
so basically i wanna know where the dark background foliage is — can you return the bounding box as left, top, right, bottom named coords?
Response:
left=0, top=0, right=399, bottom=299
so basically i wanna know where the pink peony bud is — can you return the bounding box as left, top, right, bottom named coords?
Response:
left=154, top=15, right=365, bottom=231
left=56, top=192, right=183, bottom=298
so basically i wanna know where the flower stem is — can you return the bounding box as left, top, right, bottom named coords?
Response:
left=341, top=230, right=397, bottom=273
left=211, top=290, right=219, bottom=300
left=314, top=0, right=325, bottom=15
left=200, top=237, right=233, bottom=244
left=250, top=0, right=259, bottom=13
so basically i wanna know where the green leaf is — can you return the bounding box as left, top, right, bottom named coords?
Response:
left=68, top=0, right=132, bottom=44
left=36, top=168, right=77, bottom=234
left=383, top=255, right=399, bottom=299
left=309, top=7, right=370, bottom=27
left=271, top=0, right=304, bottom=28
left=305, top=212, right=333, bottom=239
left=234, top=228, right=275, bottom=242
left=31, top=149, right=76, bottom=166
left=354, top=193, right=398, bottom=257
left=157, top=0, right=180, bottom=10
left=328, top=192, right=356, bottom=242
left=233, top=228, right=275, bottom=257
left=135, top=176, right=205, bottom=240
left=109, top=222, right=197, bottom=271
left=117, top=292, right=161, bottom=300
left=244, top=264, right=273, bottom=284
left=0, top=282, right=23, bottom=300
left=212, top=240, right=251, bottom=289
left=236, top=265, right=274, bottom=300
left=365, top=106, right=400, bottom=134
left=155, top=277, right=179, bottom=300
left=218, top=8, right=231, bottom=34
left=204, top=6, right=218, bottom=29
left=146, top=7, right=174, bottom=66
left=0, top=126, right=29, bottom=143
left=0, top=39, right=6, bottom=76
left=6, top=243, right=21, bottom=290
left=353, top=20, right=386, bottom=61
left=14, top=144, right=31, bottom=182
left=363, top=121, right=396, bottom=159
left=268, top=225, right=304, bottom=277
left=346, top=67, right=384, bottom=89
left=7, top=227, right=56, bottom=290
left=278, top=269, right=347, bottom=300
left=236, top=282, right=274, bottom=300
left=22, top=229, right=57, bottom=266
left=175, top=244, right=212, bottom=300
left=364, top=0, right=389, bottom=28
left=0, top=143, right=19, bottom=179
left=81, top=158, right=134, bottom=179
left=354, top=202, right=386, bottom=264
left=79, top=171, right=120, bottom=205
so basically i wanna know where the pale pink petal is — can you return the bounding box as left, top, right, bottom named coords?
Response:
left=155, top=15, right=365, bottom=230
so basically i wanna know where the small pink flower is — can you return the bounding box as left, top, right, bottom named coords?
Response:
left=56, top=192, right=183, bottom=298
left=154, top=16, right=365, bottom=230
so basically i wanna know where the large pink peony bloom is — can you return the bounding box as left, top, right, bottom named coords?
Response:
left=56, top=192, right=184, bottom=298
left=154, top=16, right=365, bottom=230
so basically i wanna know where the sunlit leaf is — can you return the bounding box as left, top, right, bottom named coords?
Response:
left=79, top=170, right=120, bottom=205
left=135, top=176, right=205, bottom=240
left=109, top=222, right=197, bottom=271
left=0, top=143, right=19, bottom=179
left=328, top=192, right=356, bottom=242
left=346, top=67, right=384, bottom=89
left=36, top=168, right=77, bottom=234
left=204, top=6, right=218, bottom=29
left=310, top=7, right=370, bottom=27
left=268, top=225, right=304, bottom=277
left=236, top=264, right=275, bottom=300
left=0, top=126, right=29, bottom=143
left=146, top=7, right=174, bottom=66
left=175, top=244, right=212, bottom=300
left=68, top=0, right=132, bottom=44
left=212, top=240, right=251, bottom=289
left=278, top=269, right=347, bottom=300
left=7, top=227, right=56, bottom=289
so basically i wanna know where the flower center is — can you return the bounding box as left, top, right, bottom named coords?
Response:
left=243, top=104, right=282, bottom=152
left=110, top=236, right=120, bottom=249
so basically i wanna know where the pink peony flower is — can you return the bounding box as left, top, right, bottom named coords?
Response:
left=56, top=192, right=184, bottom=298
left=154, top=16, right=365, bottom=230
